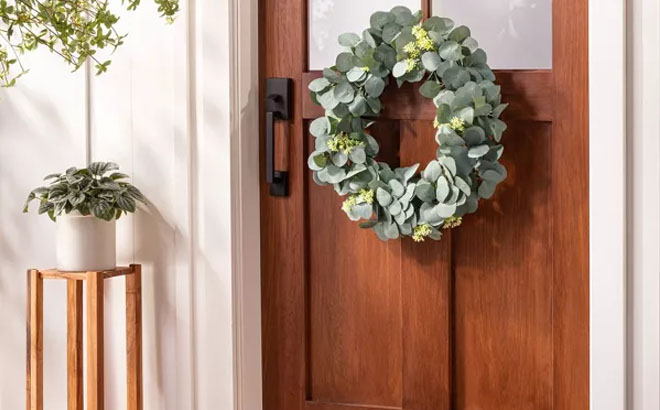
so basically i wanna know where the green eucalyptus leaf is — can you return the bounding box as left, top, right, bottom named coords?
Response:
left=338, top=32, right=361, bottom=48
left=395, top=164, right=419, bottom=184
left=347, top=67, right=367, bottom=83
left=481, top=169, right=506, bottom=183
left=381, top=22, right=402, bottom=43
left=422, top=160, right=442, bottom=182
left=421, top=52, right=442, bottom=71
left=419, top=80, right=441, bottom=98
left=492, top=103, right=509, bottom=118
left=466, top=49, right=487, bottom=66
left=370, top=11, right=394, bottom=29
left=310, top=117, right=328, bottom=137
left=309, top=77, right=331, bottom=92
left=390, top=6, right=413, bottom=25
left=389, top=179, right=404, bottom=197
left=362, top=29, right=377, bottom=48
left=377, top=187, right=393, bottom=207
left=454, top=176, right=472, bottom=196
left=332, top=151, right=348, bottom=167
left=468, top=144, right=490, bottom=158
left=443, top=66, right=470, bottom=89
left=462, top=37, right=479, bottom=53
left=438, top=41, right=462, bottom=61
left=456, top=106, right=475, bottom=124
left=463, top=126, right=485, bottom=145
left=384, top=222, right=399, bottom=239
left=323, top=68, right=343, bottom=83
left=489, top=118, right=507, bottom=142
left=449, top=25, right=471, bottom=43
left=436, top=176, right=450, bottom=202
left=336, top=53, right=356, bottom=72
left=359, top=219, right=379, bottom=229
left=334, top=82, right=355, bottom=103
left=348, top=95, right=368, bottom=116
left=478, top=180, right=496, bottom=198
left=308, top=153, right=325, bottom=171
left=435, top=202, right=457, bottom=218
left=349, top=147, right=366, bottom=164
left=392, top=61, right=408, bottom=78
left=365, top=75, right=386, bottom=98
left=423, top=17, right=454, bottom=33
left=415, top=181, right=435, bottom=202
left=318, top=89, right=340, bottom=110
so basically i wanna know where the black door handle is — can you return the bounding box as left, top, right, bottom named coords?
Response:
left=265, top=78, right=292, bottom=197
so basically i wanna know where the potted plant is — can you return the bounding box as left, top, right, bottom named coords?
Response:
left=24, top=162, right=147, bottom=271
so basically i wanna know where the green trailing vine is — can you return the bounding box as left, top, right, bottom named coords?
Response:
left=308, top=6, right=508, bottom=242
left=0, top=0, right=179, bottom=87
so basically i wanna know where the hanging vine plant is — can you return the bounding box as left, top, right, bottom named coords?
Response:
left=308, top=6, right=508, bottom=242
left=0, top=0, right=179, bottom=87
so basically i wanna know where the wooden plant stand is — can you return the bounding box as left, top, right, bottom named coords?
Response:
left=26, top=264, right=143, bottom=410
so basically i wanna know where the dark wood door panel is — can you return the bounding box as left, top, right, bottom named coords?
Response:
left=308, top=185, right=404, bottom=406
left=397, top=120, right=452, bottom=410
left=453, top=122, right=553, bottom=409
left=306, top=120, right=452, bottom=410
left=302, top=71, right=553, bottom=122
left=305, top=402, right=402, bottom=410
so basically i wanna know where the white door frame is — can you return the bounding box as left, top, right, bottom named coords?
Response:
left=229, top=0, right=263, bottom=409
left=229, top=1, right=630, bottom=409
left=589, top=0, right=627, bottom=409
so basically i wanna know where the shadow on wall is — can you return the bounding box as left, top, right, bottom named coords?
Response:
left=0, top=58, right=86, bottom=408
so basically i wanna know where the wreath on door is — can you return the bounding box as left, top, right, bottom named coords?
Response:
left=307, top=6, right=508, bottom=242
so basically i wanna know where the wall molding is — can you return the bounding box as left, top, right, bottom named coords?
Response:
left=628, top=0, right=660, bottom=408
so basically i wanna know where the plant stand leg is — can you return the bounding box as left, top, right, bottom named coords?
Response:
left=126, top=265, right=143, bottom=410
left=87, top=271, right=104, bottom=410
left=26, top=269, right=43, bottom=410
left=67, top=280, right=83, bottom=410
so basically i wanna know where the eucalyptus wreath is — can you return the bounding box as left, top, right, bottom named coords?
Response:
left=307, top=6, right=508, bottom=242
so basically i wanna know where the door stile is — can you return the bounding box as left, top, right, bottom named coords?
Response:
left=260, top=0, right=308, bottom=409
left=399, top=120, right=452, bottom=410
left=421, top=0, right=432, bottom=19
left=551, top=0, right=589, bottom=408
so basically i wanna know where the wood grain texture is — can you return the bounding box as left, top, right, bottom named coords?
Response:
left=87, top=271, right=105, bottom=410
left=399, top=120, right=451, bottom=410
left=67, top=280, right=84, bottom=410
left=305, top=401, right=401, bottom=410
left=261, top=0, right=589, bottom=409
left=307, top=124, right=402, bottom=406
left=302, top=71, right=553, bottom=122
left=26, top=269, right=42, bottom=410
left=453, top=122, right=553, bottom=409
left=421, top=0, right=431, bottom=19
left=552, top=0, right=590, bottom=408
left=39, top=266, right=132, bottom=280
left=126, top=265, right=143, bottom=410
left=260, top=0, right=307, bottom=410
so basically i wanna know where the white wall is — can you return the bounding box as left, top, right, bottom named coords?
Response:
left=628, top=0, right=660, bottom=408
left=0, top=0, right=239, bottom=408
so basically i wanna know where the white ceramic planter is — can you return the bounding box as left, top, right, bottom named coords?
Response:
left=56, top=212, right=116, bottom=271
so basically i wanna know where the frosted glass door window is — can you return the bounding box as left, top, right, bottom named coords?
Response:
left=309, top=0, right=421, bottom=70
left=432, top=0, right=552, bottom=69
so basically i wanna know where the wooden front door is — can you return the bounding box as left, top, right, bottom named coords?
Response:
left=260, top=1, right=588, bottom=409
